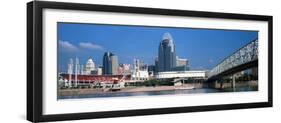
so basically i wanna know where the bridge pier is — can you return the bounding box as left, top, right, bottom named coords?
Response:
left=215, top=79, right=224, bottom=89
left=219, top=79, right=223, bottom=89
left=232, top=74, right=236, bottom=91
left=213, top=79, right=223, bottom=89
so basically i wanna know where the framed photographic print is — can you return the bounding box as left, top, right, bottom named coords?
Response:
left=27, top=1, right=273, bottom=122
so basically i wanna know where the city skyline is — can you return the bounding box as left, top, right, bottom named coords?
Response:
left=58, top=22, right=258, bottom=72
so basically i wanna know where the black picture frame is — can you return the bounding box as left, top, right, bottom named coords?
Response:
left=27, top=1, right=273, bottom=122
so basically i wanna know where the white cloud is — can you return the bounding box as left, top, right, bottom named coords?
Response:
left=79, top=42, right=104, bottom=51
left=59, top=40, right=78, bottom=52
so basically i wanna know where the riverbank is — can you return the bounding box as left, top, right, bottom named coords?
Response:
left=58, top=81, right=258, bottom=97
left=58, top=85, right=195, bottom=96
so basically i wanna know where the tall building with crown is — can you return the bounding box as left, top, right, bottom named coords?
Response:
left=158, top=33, right=177, bottom=72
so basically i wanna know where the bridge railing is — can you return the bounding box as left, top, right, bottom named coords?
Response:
left=208, top=39, right=258, bottom=78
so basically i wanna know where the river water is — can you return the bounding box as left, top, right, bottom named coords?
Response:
left=59, top=86, right=257, bottom=99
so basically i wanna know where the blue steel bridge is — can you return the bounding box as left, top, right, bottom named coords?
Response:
left=206, top=38, right=258, bottom=88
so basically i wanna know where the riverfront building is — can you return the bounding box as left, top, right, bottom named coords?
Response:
left=173, top=56, right=189, bottom=71
left=132, top=59, right=149, bottom=80
left=155, top=71, right=206, bottom=79
left=118, top=64, right=131, bottom=75
left=91, top=67, right=103, bottom=75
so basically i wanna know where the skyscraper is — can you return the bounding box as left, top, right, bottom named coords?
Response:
left=103, top=52, right=112, bottom=75
left=111, top=55, right=118, bottom=75
left=102, top=52, right=119, bottom=75
left=158, top=33, right=177, bottom=72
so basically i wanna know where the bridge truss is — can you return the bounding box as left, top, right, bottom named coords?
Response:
left=208, top=39, right=258, bottom=78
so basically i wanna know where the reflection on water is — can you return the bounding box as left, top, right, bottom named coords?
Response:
left=58, top=86, right=257, bottom=99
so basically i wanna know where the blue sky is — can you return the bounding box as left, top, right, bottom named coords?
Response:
left=58, top=22, right=258, bottom=72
